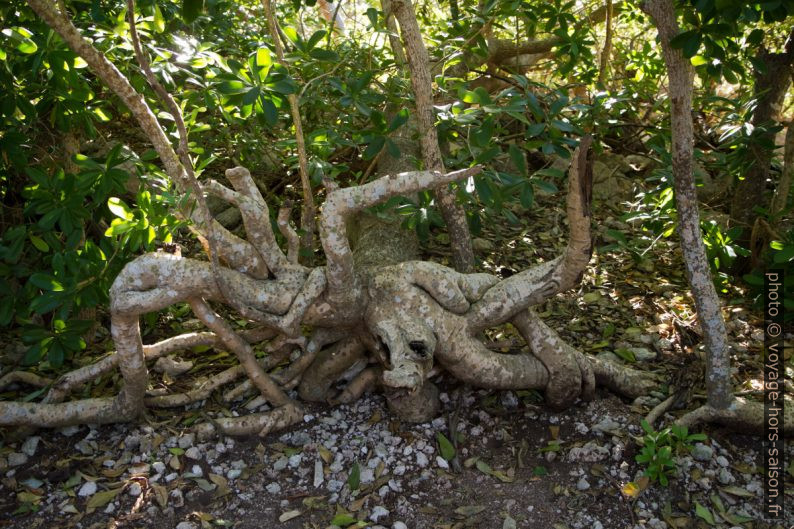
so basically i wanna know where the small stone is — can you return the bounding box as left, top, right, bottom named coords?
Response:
left=227, top=469, right=242, bottom=480
left=59, top=425, right=80, bottom=437
left=78, top=481, right=97, bottom=497
left=266, top=482, right=281, bottom=495
left=273, top=457, right=288, bottom=471
left=288, top=454, right=302, bottom=468
left=190, top=465, right=202, bottom=476
left=692, top=443, right=713, bottom=462
left=629, top=347, right=656, bottom=362
left=152, top=462, right=166, bottom=474
left=718, top=468, right=735, bottom=485
left=715, top=455, right=729, bottom=467
left=592, top=417, right=621, bottom=435
left=7, top=453, right=27, bottom=467
left=576, top=478, right=590, bottom=491
left=370, top=506, right=390, bottom=522
left=175, top=522, right=198, bottom=529
left=393, top=522, right=408, bottom=529
left=416, top=452, right=428, bottom=467
left=360, top=467, right=375, bottom=484
left=165, top=472, right=179, bottom=483
left=436, top=456, right=449, bottom=470
left=500, top=391, right=519, bottom=409
left=128, top=482, right=142, bottom=496
left=177, top=434, right=195, bottom=449
left=185, top=447, right=201, bottom=460
left=170, top=489, right=184, bottom=507
left=20, top=436, right=40, bottom=457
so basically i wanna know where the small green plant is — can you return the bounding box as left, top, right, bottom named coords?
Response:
left=635, top=420, right=707, bottom=486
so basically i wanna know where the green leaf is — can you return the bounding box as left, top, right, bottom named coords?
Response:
left=347, top=461, right=360, bottom=491
left=153, top=4, right=165, bottom=33
left=2, top=28, right=38, bottom=54
left=363, top=136, right=385, bottom=160
left=182, top=0, right=204, bottom=23
left=29, top=273, right=64, bottom=292
left=436, top=432, right=456, bottom=461
left=387, top=108, right=409, bottom=132
left=47, top=342, right=65, bottom=367
left=107, top=197, right=133, bottom=220
left=29, top=234, right=49, bottom=252
left=508, top=144, right=527, bottom=176
left=330, top=513, right=358, bottom=527
left=519, top=182, right=534, bottom=209
left=310, top=48, right=339, bottom=62
left=695, top=502, right=715, bottom=525
left=256, top=47, right=272, bottom=68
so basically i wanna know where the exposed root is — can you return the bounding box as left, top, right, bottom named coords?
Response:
left=0, top=371, right=53, bottom=392
left=676, top=398, right=794, bottom=434
left=512, top=309, right=593, bottom=409
left=299, top=336, right=366, bottom=402
left=277, top=201, right=300, bottom=264
left=644, top=394, right=676, bottom=427
left=193, top=402, right=303, bottom=439
left=189, top=299, right=294, bottom=409
left=330, top=366, right=382, bottom=405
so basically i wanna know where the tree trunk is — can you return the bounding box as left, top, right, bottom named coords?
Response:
left=730, top=29, right=794, bottom=251
left=643, top=0, right=733, bottom=410
left=392, top=0, right=475, bottom=273
left=771, top=121, right=794, bottom=217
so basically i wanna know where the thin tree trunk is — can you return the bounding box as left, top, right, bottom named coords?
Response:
left=597, top=0, right=614, bottom=86
left=381, top=0, right=406, bottom=65
left=730, top=29, right=794, bottom=242
left=392, top=0, right=475, bottom=273
left=261, top=0, right=317, bottom=264
left=643, top=0, right=733, bottom=410
left=771, top=121, right=794, bottom=217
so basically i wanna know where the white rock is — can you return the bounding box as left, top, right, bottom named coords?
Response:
left=177, top=434, right=195, bottom=449
left=185, top=447, right=201, bottom=460
left=175, top=522, right=198, bottom=529
left=576, top=478, right=590, bottom=491
left=360, top=467, right=375, bottom=484
left=288, top=454, right=302, bottom=468
left=266, top=482, right=281, bottom=495
left=21, top=436, right=40, bottom=457
left=370, top=506, right=390, bottom=522
left=436, top=456, right=449, bottom=469
left=416, top=452, right=428, bottom=467
left=152, top=462, right=166, bottom=474
left=165, top=472, right=179, bottom=482
left=128, top=482, right=142, bottom=496
left=227, top=469, right=242, bottom=480
left=78, top=481, right=97, bottom=497
left=7, top=453, right=27, bottom=467
left=273, top=457, right=288, bottom=471
left=393, top=522, right=408, bottom=529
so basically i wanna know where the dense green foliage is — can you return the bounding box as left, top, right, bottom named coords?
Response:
left=1, top=0, right=792, bottom=371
